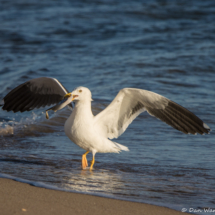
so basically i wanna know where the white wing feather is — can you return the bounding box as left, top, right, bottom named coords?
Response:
left=93, top=88, right=167, bottom=139
left=93, top=88, right=210, bottom=139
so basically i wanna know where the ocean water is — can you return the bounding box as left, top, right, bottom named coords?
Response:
left=0, top=0, right=215, bottom=213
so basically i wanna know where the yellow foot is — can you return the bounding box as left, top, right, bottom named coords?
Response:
left=82, top=151, right=89, bottom=169
left=83, top=155, right=88, bottom=168
left=90, top=156, right=95, bottom=171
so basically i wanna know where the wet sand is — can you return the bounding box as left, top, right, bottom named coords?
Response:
left=0, top=178, right=188, bottom=215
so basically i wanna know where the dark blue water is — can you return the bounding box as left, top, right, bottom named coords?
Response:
left=0, top=0, right=215, bottom=213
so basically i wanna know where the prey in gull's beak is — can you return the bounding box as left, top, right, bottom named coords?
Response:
left=45, top=93, right=78, bottom=120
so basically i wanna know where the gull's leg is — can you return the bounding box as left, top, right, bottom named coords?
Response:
left=82, top=151, right=89, bottom=169
left=90, top=155, right=95, bottom=171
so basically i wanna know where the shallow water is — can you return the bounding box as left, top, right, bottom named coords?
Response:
left=0, top=0, right=215, bottom=213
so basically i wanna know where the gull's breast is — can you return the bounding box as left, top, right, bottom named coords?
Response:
left=64, top=114, right=98, bottom=151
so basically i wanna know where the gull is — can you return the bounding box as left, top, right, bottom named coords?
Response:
left=0, top=77, right=211, bottom=170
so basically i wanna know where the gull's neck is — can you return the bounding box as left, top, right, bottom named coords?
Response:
left=72, top=99, right=94, bottom=119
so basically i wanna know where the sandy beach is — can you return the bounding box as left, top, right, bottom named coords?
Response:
left=0, top=178, right=189, bottom=215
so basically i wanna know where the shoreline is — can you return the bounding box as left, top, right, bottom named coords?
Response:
left=0, top=178, right=188, bottom=215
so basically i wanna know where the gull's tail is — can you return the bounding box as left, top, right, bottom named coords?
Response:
left=114, top=142, right=129, bottom=152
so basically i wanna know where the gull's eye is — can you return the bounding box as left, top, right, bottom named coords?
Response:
left=79, top=90, right=82, bottom=93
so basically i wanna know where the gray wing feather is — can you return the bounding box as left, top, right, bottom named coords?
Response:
left=2, top=77, right=69, bottom=112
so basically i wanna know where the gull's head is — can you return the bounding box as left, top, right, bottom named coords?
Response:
left=63, top=87, right=93, bottom=102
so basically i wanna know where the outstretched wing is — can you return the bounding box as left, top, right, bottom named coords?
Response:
left=94, top=88, right=210, bottom=139
left=1, top=77, right=69, bottom=112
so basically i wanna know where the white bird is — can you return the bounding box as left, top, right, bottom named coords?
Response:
left=1, top=77, right=211, bottom=170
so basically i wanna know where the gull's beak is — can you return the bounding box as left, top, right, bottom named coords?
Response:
left=64, top=93, right=72, bottom=99
left=63, top=93, right=78, bottom=101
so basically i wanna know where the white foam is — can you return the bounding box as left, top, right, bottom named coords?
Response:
left=0, top=125, right=14, bottom=135
left=0, top=112, right=44, bottom=136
